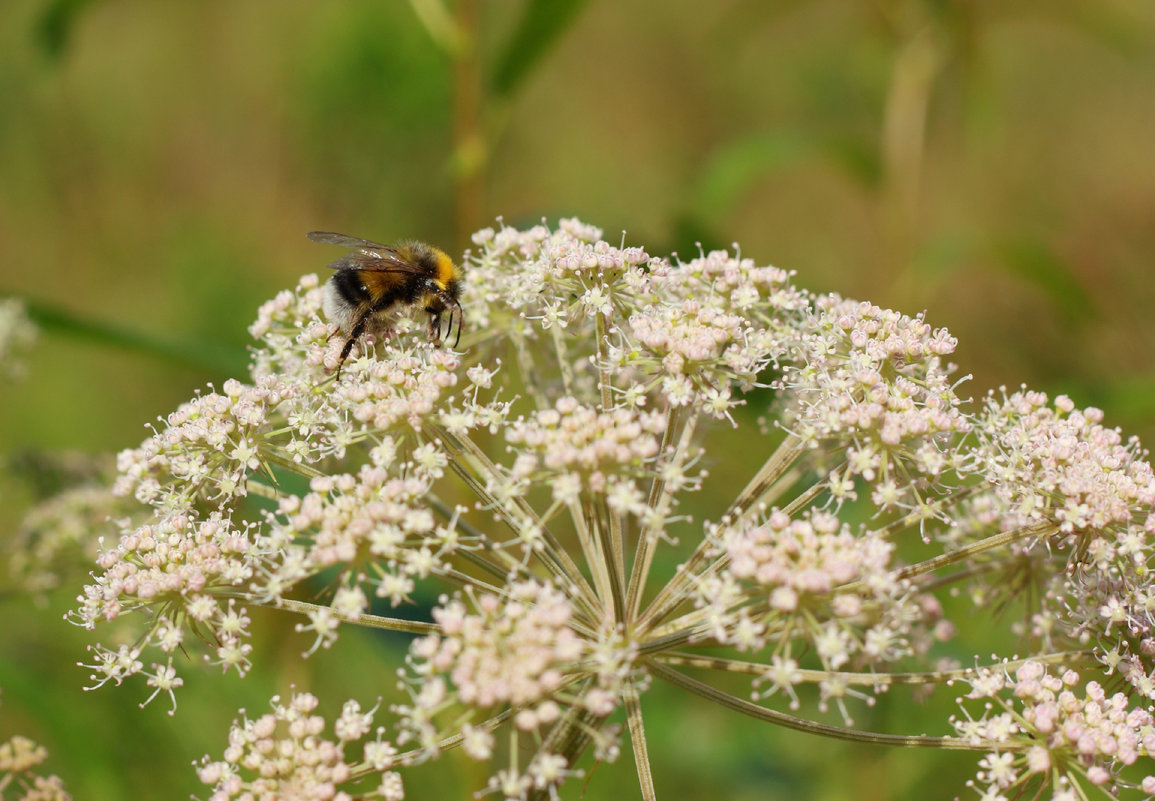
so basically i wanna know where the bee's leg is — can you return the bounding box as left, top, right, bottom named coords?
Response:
left=428, top=313, right=443, bottom=342
left=335, top=336, right=357, bottom=379
left=336, top=312, right=372, bottom=378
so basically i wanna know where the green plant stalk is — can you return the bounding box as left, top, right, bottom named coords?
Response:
left=22, top=298, right=247, bottom=376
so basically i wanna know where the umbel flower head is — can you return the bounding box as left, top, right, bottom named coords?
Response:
left=0, top=689, right=71, bottom=801
left=69, top=219, right=1155, bottom=801
left=0, top=297, right=37, bottom=381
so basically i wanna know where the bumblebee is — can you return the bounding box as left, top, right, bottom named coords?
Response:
left=308, top=231, right=464, bottom=375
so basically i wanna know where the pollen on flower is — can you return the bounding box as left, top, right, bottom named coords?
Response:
left=774, top=298, right=970, bottom=516
left=976, top=389, right=1154, bottom=535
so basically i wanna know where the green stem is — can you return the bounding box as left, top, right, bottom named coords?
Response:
left=549, top=322, right=577, bottom=397
left=626, top=406, right=694, bottom=620
left=434, top=426, right=593, bottom=595
left=648, top=660, right=1000, bottom=751
left=407, top=0, right=463, bottom=55
left=22, top=299, right=247, bottom=376
left=591, top=495, right=625, bottom=621
left=527, top=699, right=598, bottom=801
left=569, top=498, right=613, bottom=622
left=432, top=424, right=602, bottom=626
left=656, top=649, right=1097, bottom=685
left=724, top=433, right=807, bottom=522
left=448, top=0, right=484, bottom=246
left=637, top=434, right=810, bottom=633
left=893, top=522, right=1060, bottom=582
left=237, top=594, right=439, bottom=636
left=427, top=494, right=520, bottom=582
left=370, top=708, right=513, bottom=773
left=624, top=683, right=656, bottom=801
left=593, top=310, right=627, bottom=618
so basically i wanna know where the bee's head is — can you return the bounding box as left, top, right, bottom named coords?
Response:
left=424, top=280, right=464, bottom=348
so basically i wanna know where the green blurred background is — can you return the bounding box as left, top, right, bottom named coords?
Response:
left=1, top=1, right=1153, bottom=799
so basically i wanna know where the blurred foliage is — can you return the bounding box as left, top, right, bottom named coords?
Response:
left=1, top=0, right=1153, bottom=799
left=32, top=0, right=103, bottom=59
left=490, top=0, right=593, bottom=99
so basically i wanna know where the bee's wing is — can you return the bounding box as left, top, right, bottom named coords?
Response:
left=321, top=256, right=432, bottom=275
left=350, top=261, right=431, bottom=274
left=307, top=231, right=395, bottom=251
left=308, top=231, right=428, bottom=274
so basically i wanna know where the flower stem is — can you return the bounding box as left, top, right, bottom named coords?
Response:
left=648, top=660, right=1000, bottom=750
left=23, top=298, right=247, bottom=376
left=549, top=322, right=577, bottom=398
left=893, top=522, right=1060, bottom=582
left=248, top=595, right=439, bottom=636
left=432, top=423, right=598, bottom=609
left=626, top=406, right=695, bottom=619
left=624, top=683, right=656, bottom=801
left=527, top=701, right=598, bottom=801
left=656, top=650, right=1097, bottom=684
left=725, top=432, right=807, bottom=522
left=637, top=434, right=811, bottom=632
left=379, top=708, right=513, bottom=773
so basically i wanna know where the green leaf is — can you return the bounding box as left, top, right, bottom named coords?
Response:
left=685, top=132, right=882, bottom=228
left=664, top=214, right=729, bottom=262
left=34, top=0, right=103, bottom=60
left=691, top=133, right=813, bottom=219
left=20, top=299, right=248, bottom=377
left=490, top=0, right=592, bottom=99
left=1077, top=373, right=1155, bottom=428
left=993, top=238, right=1097, bottom=325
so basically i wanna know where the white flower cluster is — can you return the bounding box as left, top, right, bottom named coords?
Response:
left=955, top=661, right=1155, bottom=800
left=0, top=297, right=37, bottom=380
left=197, top=692, right=401, bottom=801
left=0, top=688, right=70, bottom=801
left=56, top=219, right=1155, bottom=800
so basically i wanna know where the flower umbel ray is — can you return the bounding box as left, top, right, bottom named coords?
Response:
left=69, top=219, right=1155, bottom=801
